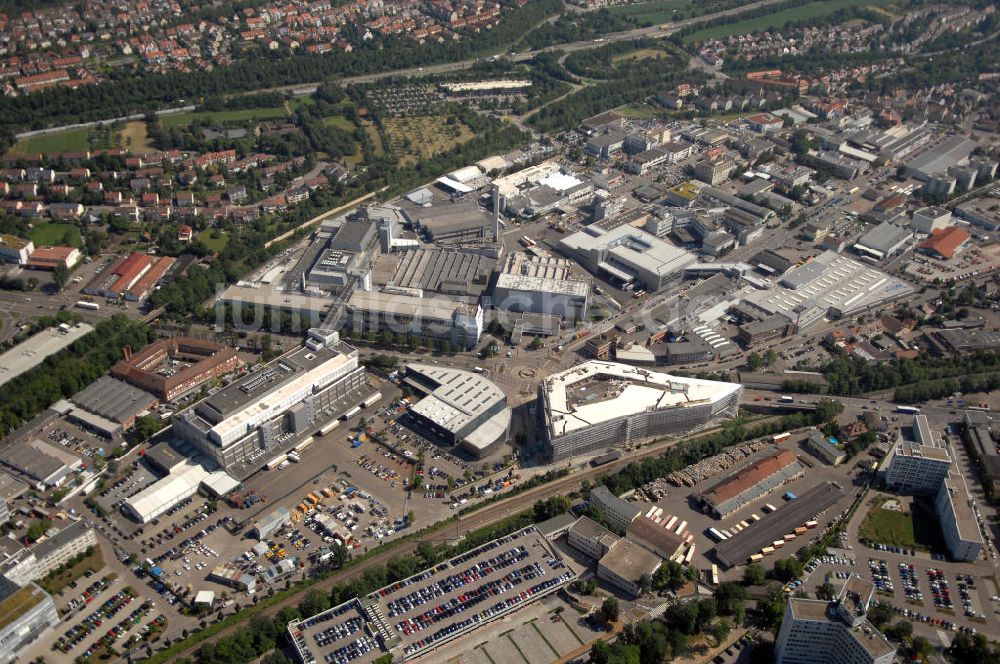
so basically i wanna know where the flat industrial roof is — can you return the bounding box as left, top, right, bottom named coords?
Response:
left=71, top=376, right=158, bottom=424
left=713, top=481, right=847, bottom=568
left=906, top=135, right=977, bottom=177
left=196, top=344, right=355, bottom=443
left=391, top=249, right=495, bottom=295
left=348, top=290, right=463, bottom=323
left=559, top=225, right=696, bottom=278
left=0, top=323, right=95, bottom=389
left=745, top=250, right=913, bottom=321
left=542, top=361, right=741, bottom=438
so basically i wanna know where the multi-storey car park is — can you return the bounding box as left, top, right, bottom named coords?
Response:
left=288, top=526, right=574, bottom=664
left=537, top=361, right=743, bottom=462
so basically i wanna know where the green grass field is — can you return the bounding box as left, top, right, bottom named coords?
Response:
left=859, top=498, right=946, bottom=552
left=607, top=0, right=697, bottom=25
left=683, top=0, right=896, bottom=42
left=30, top=222, right=81, bottom=247
left=160, top=107, right=289, bottom=127
left=323, top=116, right=356, bottom=131
left=39, top=548, right=104, bottom=595
left=199, top=229, right=229, bottom=252
left=14, top=128, right=92, bottom=154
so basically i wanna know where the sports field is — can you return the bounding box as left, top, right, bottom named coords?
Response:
left=13, top=128, right=91, bottom=154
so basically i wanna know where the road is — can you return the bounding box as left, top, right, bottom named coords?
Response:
left=222, top=0, right=790, bottom=98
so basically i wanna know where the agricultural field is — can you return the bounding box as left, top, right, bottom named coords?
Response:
left=159, top=106, right=288, bottom=127
left=322, top=116, right=356, bottom=131
left=381, top=115, right=474, bottom=165
left=29, top=222, right=81, bottom=247
left=683, top=0, right=897, bottom=42
left=607, top=0, right=699, bottom=25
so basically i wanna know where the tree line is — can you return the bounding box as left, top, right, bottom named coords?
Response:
left=0, top=315, right=153, bottom=433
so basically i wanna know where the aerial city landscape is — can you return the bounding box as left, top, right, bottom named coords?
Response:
left=0, top=0, right=998, bottom=662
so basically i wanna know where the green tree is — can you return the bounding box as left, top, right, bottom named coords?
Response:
left=52, top=265, right=70, bottom=291
left=814, top=398, right=845, bottom=423
left=710, top=619, right=731, bottom=646
left=746, top=352, right=764, bottom=371
left=743, top=564, right=765, bottom=586
left=773, top=557, right=803, bottom=582
left=599, top=597, right=620, bottom=624
left=638, top=573, right=652, bottom=594
left=713, top=582, right=747, bottom=616
left=866, top=602, right=893, bottom=629
left=816, top=581, right=836, bottom=601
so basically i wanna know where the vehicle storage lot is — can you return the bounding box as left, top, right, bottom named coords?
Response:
left=291, top=527, right=575, bottom=664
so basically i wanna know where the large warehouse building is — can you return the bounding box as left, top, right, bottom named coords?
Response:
left=401, top=364, right=511, bottom=458
left=698, top=447, right=804, bottom=518
left=739, top=250, right=914, bottom=329
left=172, top=331, right=368, bottom=478
left=491, top=252, right=591, bottom=324
left=558, top=225, right=696, bottom=292
left=538, top=361, right=742, bottom=461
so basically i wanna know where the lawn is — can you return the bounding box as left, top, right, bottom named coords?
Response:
left=683, top=0, right=898, bottom=42
left=323, top=116, right=356, bottom=131
left=381, top=115, right=475, bottom=166
left=40, top=547, right=104, bottom=595
left=615, top=104, right=659, bottom=119
left=859, top=498, right=946, bottom=552
left=607, top=0, right=697, bottom=25
left=159, top=106, right=288, bottom=127
left=199, top=229, right=229, bottom=252
left=13, top=128, right=92, bottom=155
left=30, top=222, right=81, bottom=247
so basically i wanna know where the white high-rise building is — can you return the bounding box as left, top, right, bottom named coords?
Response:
left=884, top=415, right=952, bottom=494
left=775, top=575, right=895, bottom=664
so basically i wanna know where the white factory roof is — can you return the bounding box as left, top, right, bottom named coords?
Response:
left=0, top=323, right=94, bottom=389
left=745, top=250, right=913, bottom=321
left=125, top=459, right=212, bottom=522
left=210, top=351, right=353, bottom=444
left=542, top=361, right=741, bottom=437
left=405, top=364, right=510, bottom=451
left=538, top=172, right=584, bottom=193
left=560, top=225, right=696, bottom=278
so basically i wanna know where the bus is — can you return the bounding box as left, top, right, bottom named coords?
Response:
left=706, top=527, right=728, bottom=542
left=896, top=405, right=921, bottom=415
left=76, top=301, right=100, bottom=310
left=520, top=236, right=536, bottom=248
left=710, top=564, right=719, bottom=586
left=772, top=432, right=791, bottom=444
left=341, top=406, right=361, bottom=420
left=318, top=420, right=340, bottom=436
left=779, top=395, right=794, bottom=403
left=362, top=392, right=382, bottom=408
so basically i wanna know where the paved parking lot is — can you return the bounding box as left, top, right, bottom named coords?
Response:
left=290, top=526, right=575, bottom=664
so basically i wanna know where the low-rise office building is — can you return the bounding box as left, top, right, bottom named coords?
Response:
left=589, top=485, right=642, bottom=533
left=597, top=539, right=661, bottom=598
left=566, top=516, right=620, bottom=559
left=31, top=522, right=97, bottom=577
left=805, top=430, right=847, bottom=466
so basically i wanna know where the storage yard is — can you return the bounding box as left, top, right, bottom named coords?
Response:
left=288, top=526, right=574, bottom=664
left=713, top=481, right=847, bottom=568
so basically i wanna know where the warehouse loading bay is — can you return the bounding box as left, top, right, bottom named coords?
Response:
left=641, top=433, right=869, bottom=580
